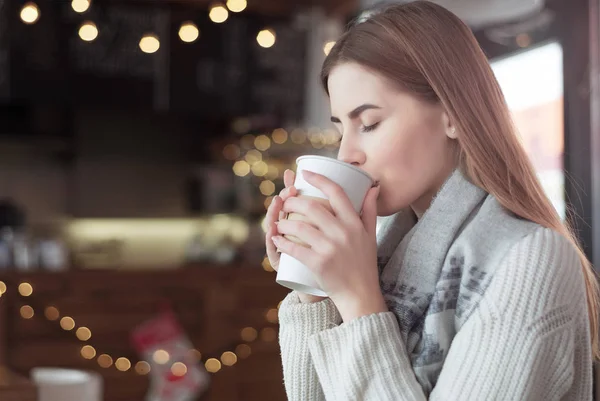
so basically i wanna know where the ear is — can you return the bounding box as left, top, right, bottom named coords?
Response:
left=442, top=112, right=458, bottom=139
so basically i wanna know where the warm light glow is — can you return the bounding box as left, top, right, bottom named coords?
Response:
left=60, top=316, right=76, bottom=331
left=291, top=129, right=306, bottom=144
left=266, top=165, right=279, bottom=180
left=71, top=0, right=90, bottom=13
left=187, top=349, right=202, bottom=362
left=278, top=300, right=283, bottom=309
left=260, top=327, right=277, bottom=342
left=323, top=41, right=336, bottom=56
left=135, top=361, right=151, bottom=375
left=221, top=351, right=237, bottom=366
left=265, top=308, right=278, bottom=323
left=20, top=305, right=34, bottom=319
left=78, top=21, right=98, bottom=42
left=171, top=362, right=188, bottom=376
left=179, top=22, right=200, bottom=43
left=45, top=306, right=60, bottom=321
left=18, top=282, right=33, bottom=296
left=0, top=281, right=6, bottom=294
left=254, top=135, right=271, bottom=151
left=240, top=134, right=255, bottom=149
left=20, top=2, right=40, bottom=24
left=257, top=29, right=276, bottom=48
left=233, top=119, right=251, bottom=135
left=139, top=34, right=160, bottom=54
left=263, top=197, right=274, bottom=210
left=97, top=354, right=113, bottom=368
left=262, top=256, right=274, bottom=272
left=259, top=180, right=276, bottom=196
left=81, top=345, right=96, bottom=359
left=205, top=358, right=222, bottom=373
left=116, top=357, right=131, bottom=371
left=232, top=160, right=250, bottom=177
left=241, top=327, right=258, bottom=342
left=209, top=3, right=229, bottom=23
left=223, top=144, right=241, bottom=160
left=226, top=0, right=247, bottom=12
left=323, top=129, right=341, bottom=145
left=244, top=149, right=262, bottom=165
left=229, top=219, right=250, bottom=243
left=153, top=349, right=170, bottom=365
left=76, top=327, right=92, bottom=341
left=272, top=128, right=288, bottom=144
left=235, top=344, right=251, bottom=359
left=251, top=161, right=268, bottom=177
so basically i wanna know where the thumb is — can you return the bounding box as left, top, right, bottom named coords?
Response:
left=361, top=185, right=380, bottom=236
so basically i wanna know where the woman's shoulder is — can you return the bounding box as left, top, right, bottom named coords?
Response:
left=484, top=225, right=585, bottom=322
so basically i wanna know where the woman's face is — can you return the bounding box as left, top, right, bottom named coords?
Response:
left=327, top=62, right=458, bottom=217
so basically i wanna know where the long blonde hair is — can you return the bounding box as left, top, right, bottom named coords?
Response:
left=321, top=0, right=600, bottom=359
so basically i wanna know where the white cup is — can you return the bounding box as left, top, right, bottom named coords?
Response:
left=276, top=155, right=374, bottom=297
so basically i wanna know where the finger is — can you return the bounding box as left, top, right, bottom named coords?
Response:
left=361, top=185, right=380, bottom=236
left=301, top=170, right=357, bottom=223
left=281, top=196, right=343, bottom=237
left=276, top=220, right=329, bottom=252
left=265, top=196, right=283, bottom=225
left=265, top=224, right=280, bottom=270
left=280, top=185, right=298, bottom=201
left=272, top=235, right=318, bottom=271
left=284, top=169, right=296, bottom=188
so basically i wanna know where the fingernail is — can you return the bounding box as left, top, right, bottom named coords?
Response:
left=272, top=236, right=281, bottom=246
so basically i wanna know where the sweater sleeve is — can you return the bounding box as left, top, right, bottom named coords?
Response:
left=278, top=291, right=342, bottom=401
left=306, top=227, right=593, bottom=401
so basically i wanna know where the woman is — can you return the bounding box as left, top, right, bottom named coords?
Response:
left=264, top=1, right=598, bottom=400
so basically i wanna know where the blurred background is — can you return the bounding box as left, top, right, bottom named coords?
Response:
left=0, top=0, right=599, bottom=400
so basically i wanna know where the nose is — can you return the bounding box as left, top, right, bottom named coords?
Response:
left=337, top=135, right=366, bottom=166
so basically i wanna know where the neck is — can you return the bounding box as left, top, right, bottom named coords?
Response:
left=410, top=168, right=455, bottom=219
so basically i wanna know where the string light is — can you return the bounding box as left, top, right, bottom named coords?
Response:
left=221, top=351, right=237, bottom=366
left=240, top=134, right=255, bottom=149
left=223, top=144, right=241, bottom=160
left=235, top=344, right=251, bottom=359
left=265, top=308, right=278, bottom=324
left=241, top=327, right=258, bottom=342
left=323, top=41, right=336, bottom=56
left=171, top=362, right=187, bottom=376
left=209, top=3, right=228, bottom=23
left=44, top=306, right=60, bottom=321
left=139, top=34, right=160, bottom=54
left=232, top=160, right=250, bottom=177
left=254, top=135, right=271, bottom=151
left=251, top=161, right=268, bottom=177
left=187, top=349, right=202, bottom=362
left=20, top=2, right=40, bottom=25
left=263, top=197, right=274, bottom=211
left=260, top=327, right=277, bottom=342
left=78, top=21, right=98, bottom=42
left=115, top=357, right=132, bottom=372
left=18, top=282, right=33, bottom=296
left=60, top=316, right=76, bottom=331
left=205, top=358, right=221, bottom=373
left=291, top=129, right=306, bottom=144
left=135, top=361, right=151, bottom=375
left=153, top=349, right=170, bottom=365
left=244, top=149, right=262, bottom=164
left=76, top=327, right=92, bottom=341
left=0, top=281, right=6, bottom=295
left=262, top=256, right=274, bottom=272
left=226, top=0, right=247, bottom=12
left=271, top=128, right=288, bottom=144
left=71, top=0, right=90, bottom=13
left=97, top=354, right=113, bottom=368
left=259, top=180, right=276, bottom=196
left=20, top=305, right=34, bottom=319
left=81, top=345, right=96, bottom=359
left=266, top=165, right=279, bottom=180
left=179, top=22, right=200, bottom=43
left=257, top=29, right=276, bottom=48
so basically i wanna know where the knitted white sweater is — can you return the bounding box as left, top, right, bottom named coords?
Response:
left=278, top=227, right=593, bottom=400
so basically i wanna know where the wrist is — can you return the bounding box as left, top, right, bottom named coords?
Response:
left=337, top=295, right=388, bottom=322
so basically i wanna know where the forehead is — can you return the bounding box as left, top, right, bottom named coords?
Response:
left=327, top=63, right=393, bottom=114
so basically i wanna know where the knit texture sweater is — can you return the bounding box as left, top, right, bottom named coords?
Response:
left=278, top=170, right=593, bottom=400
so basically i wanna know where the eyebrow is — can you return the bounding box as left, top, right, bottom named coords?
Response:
left=330, top=103, right=382, bottom=123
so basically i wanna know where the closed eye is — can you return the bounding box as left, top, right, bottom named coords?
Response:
left=361, top=122, right=380, bottom=133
